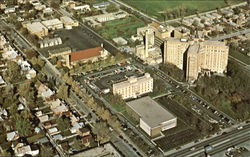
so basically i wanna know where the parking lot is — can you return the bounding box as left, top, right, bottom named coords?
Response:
left=40, top=27, right=100, bottom=57
left=81, top=63, right=144, bottom=93
left=153, top=96, right=209, bottom=151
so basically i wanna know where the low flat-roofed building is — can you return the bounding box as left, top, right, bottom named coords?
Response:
left=113, top=73, right=153, bottom=99
left=92, top=2, right=110, bottom=9
left=70, top=46, right=108, bottom=63
left=39, top=37, right=62, bottom=48
left=26, top=22, right=48, bottom=38
left=84, top=11, right=128, bottom=23
left=42, top=18, right=63, bottom=30
left=126, top=96, right=177, bottom=137
left=73, top=5, right=91, bottom=11
left=4, top=7, right=15, bottom=14
left=60, top=16, right=79, bottom=29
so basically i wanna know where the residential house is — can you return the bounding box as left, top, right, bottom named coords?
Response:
left=13, top=143, right=39, bottom=157
left=7, top=131, right=19, bottom=141
left=77, top=127, right=90, bottom=137
left=81, top=135, right=93, bottom=147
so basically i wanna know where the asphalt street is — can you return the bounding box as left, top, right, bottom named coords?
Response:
left=167, top=124, right=250, bottom=157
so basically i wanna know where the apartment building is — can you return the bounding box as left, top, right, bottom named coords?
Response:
left=186, top=41, right=229, bottom=82
left=113, top=73, right=153, bottom=99
left=163, top=38, right=190, bottom=69
left=164, top=39, right=229, bottom=82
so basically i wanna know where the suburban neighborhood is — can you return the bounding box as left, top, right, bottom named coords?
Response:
left=0, top=0, right=250, bottom=157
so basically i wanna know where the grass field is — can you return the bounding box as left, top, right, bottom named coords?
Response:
left=230, top=51, right=250, bottom=65
left=122, top=0, right=244, bottom=21
left=95, top=16, right=145, bottom=41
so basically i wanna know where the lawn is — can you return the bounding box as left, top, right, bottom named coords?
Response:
left=230, top=51, right=250, bottom=65
left=95, top=16, right=146, bottom=41
left=122, top=0, right=244, bottom=21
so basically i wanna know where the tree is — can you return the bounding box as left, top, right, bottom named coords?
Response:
left=40, top=144, right=54, bottom=157
left=15, top=115, right=33, bottom=137
left=25, top=50, right=38, bottom=59
left=107, top=94, right=125, bottom=106
left=50, top=1, right=60, bottom=9
left=192, top=19, right=199, bottom=27
left=108, top=115, right=121, bottom=129
left=153, top=79, right=166, bottom=94
left=18, top=82, right=37, bottom=103
left=56, top=117, right=71, bottom=131
left=57, top=84, right=70, bottom=100
left=101, top=109, right=111, bottom=121
left=160, top=63, right=185, bottom=82
left=92, top=121, right=110, bottom=145
left=0, top=150, right=11, bottom=156
left=72, top=138, right=84, bottom=151
left=4, top=61, right=22, bottom=83
left=37, top=72, right=47, bottom=83
left=224, top=0, right=229, bottom=5
left=106, top=4, right=119, bottom=13
left=18, top=82, right=31, bottom=97
left=20, top=110, right=33, bottom=119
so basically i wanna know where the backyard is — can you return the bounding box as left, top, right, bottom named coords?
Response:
left=122, top=0, right=244, bottom=21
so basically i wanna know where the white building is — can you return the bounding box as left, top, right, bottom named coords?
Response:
left=0, top=35, right=7, bottom=49
left=4, top=7, right=15, bottom=14
left=73, top=5, right=91, bottom=11
left=14, top=143, right=39, bottom=157
left=7, top=131, right=19, bottom=141
left=42, top=19, right=63, bottom=30
left=39, top=37, right=62, bottom=48
left=43, top=7, right=53, bottom=15
left=60, top=16, right=79, bottom=29
left=126, top=97, right=177, bottom=137
left=113, top=73, right=153, bottom=99
left=25, top=22, right=48, bottom=38
left=92, top=2, right=110, bottom=9
left=84, top=11, right=128, bottom=24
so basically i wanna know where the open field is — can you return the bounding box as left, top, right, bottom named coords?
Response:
left=94, top=16, right=145, bottom=40
left=122, top=0, right=244, bottom=21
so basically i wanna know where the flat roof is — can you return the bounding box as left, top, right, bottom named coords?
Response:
left=60, top=16, right=74, bottom=24
left=26, top=22, right=47, bottom=33
left=127, top=96, right=176, bottom=128
left=42, top=18, right=62, bottom=26
left=113, top=73, right=151, bottom=89
left=70, top=47, right=102, bottom=62
left=202, top=41, right=227, bottom=46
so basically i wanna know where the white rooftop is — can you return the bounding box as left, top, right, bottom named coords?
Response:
left=42, top=18, right=62, bottom=26
left=127, top=96, right=176, bottom=128
left=26, top=22, right=47, bottom=34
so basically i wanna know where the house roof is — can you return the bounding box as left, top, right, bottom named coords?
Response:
left=70, top=47, right=102, bottom=62
left=7, top=131, right=18, bottom=141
